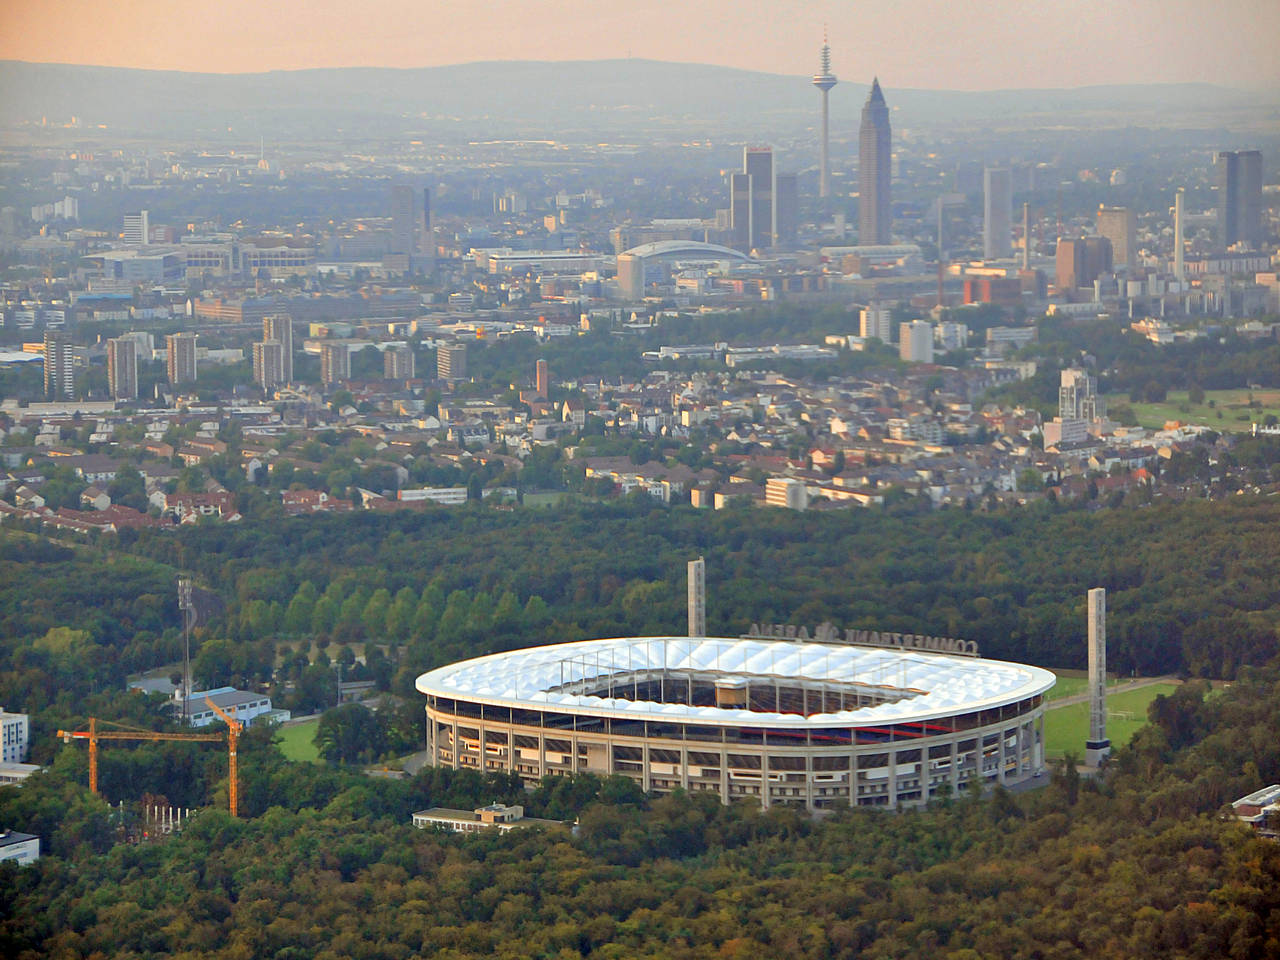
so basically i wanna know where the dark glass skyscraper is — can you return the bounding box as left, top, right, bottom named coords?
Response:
left=1216, top=150, right=1263, bottom=249
left=859, top=78, right=892, bottom=244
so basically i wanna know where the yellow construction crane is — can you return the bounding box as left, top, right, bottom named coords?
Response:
left=57, top=695, right=245, bottom=817
left=201, top=696, right=243, bottom=818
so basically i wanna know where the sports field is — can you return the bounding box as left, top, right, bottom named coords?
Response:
left=1043, top=682, right=1178, bottom=759
left=1111, top=388, right=1280, bottom=433
left=1045, top=669, right=1126, bottom=701
left=276, top=718, right=321, bottom=763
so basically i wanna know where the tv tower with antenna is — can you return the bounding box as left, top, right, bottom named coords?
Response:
left=811, top=30, right=838, bottom=199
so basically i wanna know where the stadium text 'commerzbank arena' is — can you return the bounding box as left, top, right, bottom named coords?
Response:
left=416, top=636, right=1056, bottom=810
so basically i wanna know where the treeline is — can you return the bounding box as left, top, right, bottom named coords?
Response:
left=2, top=658, right=1278, bottom=959
left=124, top=495, right=1280, bottom=682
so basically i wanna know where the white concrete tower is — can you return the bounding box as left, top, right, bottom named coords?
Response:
left=1174, top=188, right=1185, bottom=287
left=687, top=557, right=706, bottom=638
left=811, top=32, right=838, bottom=199
left=1085, top=587, right=1111, bottom=766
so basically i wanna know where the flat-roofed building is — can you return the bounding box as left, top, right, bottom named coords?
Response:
left=384, top=343, right=415, bottom=380
left=412, top=804, right=564, bottom=834
left=1, top=708, right=29, bottom=763
left=252, top=340, right=284, bottom=391
left=437, top=342, right=467, bottom=381
left=166, top=332, right=198, bottom=386
left=262, top=315, right=294, bottom=383
left=320, top=342, right=351, bottom=385
left=0, top=830, right=40, bottom=866
left=43, top=331, right=75, bottom=400
left=766, top=476, right=808, bottom=511
left=106, top=336, right=138, bottom=400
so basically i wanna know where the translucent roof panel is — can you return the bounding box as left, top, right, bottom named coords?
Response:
left=417, top=637, right=1056, bottom=728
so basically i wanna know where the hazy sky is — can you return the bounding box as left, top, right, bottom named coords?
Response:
left=3, top=0, right=1279, bottom=90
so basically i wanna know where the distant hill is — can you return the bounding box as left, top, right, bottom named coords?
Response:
left=0, top=59, right=1273, bottom=138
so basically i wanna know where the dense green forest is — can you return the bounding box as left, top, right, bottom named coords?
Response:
left=2, top=664, right=1278, bottom=959
left=3, top=484, right=1280, bottom=957
left=122, top=496, right=1280, bottom=684
left=4, top=497, right=1280, bottom=751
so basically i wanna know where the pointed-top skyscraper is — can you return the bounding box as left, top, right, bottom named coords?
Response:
left=859, top=78, right=892, bottom=244
left=811, top=31, right=838, bottom=199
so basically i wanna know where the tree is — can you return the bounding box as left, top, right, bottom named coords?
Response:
left=1017, top=468, right=1045, bottom=493
left=314, top=703, right=382, bottom=765
left=283, top=581, right=318, bottom=636
left=385, top=587, right=417, bottom=643
left=362, top=588, right=392, bottom=640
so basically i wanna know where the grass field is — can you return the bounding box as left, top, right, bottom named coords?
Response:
left=1045, top=669, right=1127, bottom=701
left=275, top=719, right=322, bottom=763
left=1111, top=388, right=1280, bottom=433
left=1043, top=682, right=1178, bottom=759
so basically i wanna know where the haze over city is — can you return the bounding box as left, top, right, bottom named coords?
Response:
left=4, top=0, right=1280, bottom=89
left=2, top=2, right=1280, bottom=958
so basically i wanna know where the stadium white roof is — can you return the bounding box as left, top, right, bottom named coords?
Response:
left=416, top=636, right=1056, bottom=728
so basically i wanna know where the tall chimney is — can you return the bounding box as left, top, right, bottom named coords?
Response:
left=687, top=557, right=706, bottom=638
left=1085, top=588, right=1111, bottom=766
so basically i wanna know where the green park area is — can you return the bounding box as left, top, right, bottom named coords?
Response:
left=1111, top=388, right=1280, bottom=433
left=275, top=718, right=321, bottom=763
left=1045, top=668, right=1128, bottom=701
left=1043, top=682, right=1179, bottom=759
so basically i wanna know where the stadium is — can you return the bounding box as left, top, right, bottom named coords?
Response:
left=416, top=636, right=1056, bottom=810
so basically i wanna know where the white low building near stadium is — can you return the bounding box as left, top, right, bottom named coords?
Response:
left=417, top=636, right=1055, bottom=811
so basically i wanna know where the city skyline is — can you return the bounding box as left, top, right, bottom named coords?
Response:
left=3, top=0, right=1279, bottom=90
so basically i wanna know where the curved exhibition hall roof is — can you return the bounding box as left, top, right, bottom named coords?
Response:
left=417, top=636, right=1056, bottom=729
left=620, top=240, right=750, bottom=261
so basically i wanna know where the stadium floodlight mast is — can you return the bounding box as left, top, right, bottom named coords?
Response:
left=177, top=578, right=194, bottom=724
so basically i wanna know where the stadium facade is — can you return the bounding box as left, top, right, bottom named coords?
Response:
left=416, top=636, right=1055, bottom=810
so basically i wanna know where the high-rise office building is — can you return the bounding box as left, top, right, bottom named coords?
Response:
left=390, top=184, right=420, bottom=256
left=166, top=332, right=198, bottom=386
left=858, top=79, right=892, bottom=244
left=745, top=147, right=774, bottom=249
left=1083, top=236, right=1113, bottom=282
left=728, top=147, right=797, bottom=251
left=122, top=210, right=150, bottom=245
left=983, top=168, right=1012, bottom=259
left=262, top=315, right=294, bottom=383
left=1055, top=236, right=1111, bottom=291
left=811, top=35, right=838, bottom=199
left=320, top=342, right=350, bottom=385
left=1215, top=150, right=1263, bottom=249
left=899, top=320, right=934, bottom=364
left=252, top=340, right=284, bottom=392
left=1056, top=238, right=1085, bottom=291
left=106, top=336, right=138, bottom=401
left=437, top=342, right=467, bottom=381
left=774, top=173, right=798, bottom=244
left=1096, top=206, right=1136, bottom=270
left=535, top=358, right=549, bottom=398
left=384, top=344, right=415, bottom=380
left=43, top=331, right=75, bottom=399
